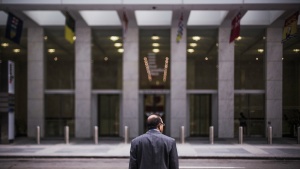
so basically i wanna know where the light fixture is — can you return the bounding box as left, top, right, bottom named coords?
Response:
left=104, top=57, right=108, bottom=61
left=73, top=36, right=76, bottom=41
left=118, top=48, right=124, bottom=53
left=205, top=57, right=208, bottom=60
left=187, top=49, right=194, bottom=53
left=282, top=58, right=284, bottom=60
left=192, top=36, right=201, bottom=41
left=54, top=57, right=58, bottom=61
left=48, top=49, right=55, bottom=53
left=152, top=43, right=160, bottom=47
left=110, top=36, right=119, bottom=41
left=1, top=43, right=9, bottom=47
left=44, top=36, right=48, bottom=40
left=114, top=43, right=122, bottom=47
left=151, top=35, right=160, bottom=40
left=256, top=57, right=259, bottom=61
left=236, top=36, right=242, bottom=41
left=216, top=43, right=218, bottom=47
left=153, top=49, right=159, bottom=53
left=13, top=49, right=20, bottom=53
left=190, top=43, right=197, bottom=47
left=257, top=49, right=264, bottom=53
left=293, top=49, right=300, bottom=53
left=263, top=36, right=266, bottom=40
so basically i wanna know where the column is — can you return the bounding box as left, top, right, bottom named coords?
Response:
left=265, top=26, right=283, bottom=138
left=27, top=27, right=44, bottom=137
left=170, top=11, right=187, bottom=138
left=218, top=20, right=234, bottom=138
left=75, top=26, right=92, bottom=138
left=122, top=11, right=139, bottom=138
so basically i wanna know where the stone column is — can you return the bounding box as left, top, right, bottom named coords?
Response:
left=121, top=11, right=139, bottom=138
left=170, top=10, right=187, bottom=138
left=75, top=26, right=92, bottom=138
left=265, top=26, right=282, bottom=138
left=218, top=20, right=234, bottom=138
left=27, top=27, right=44, bottom=137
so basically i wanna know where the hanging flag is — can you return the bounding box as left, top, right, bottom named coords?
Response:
left=229, top=12, right=242, bottom=43
left=65, top=12, right=75, bottom=44
left=122, top=11, right=129, bottom=39
left=5, top=12, right=23, bottom=44
left=282, top=11, right=299, bottom=43
left=176, top=12, right=184, bottom=43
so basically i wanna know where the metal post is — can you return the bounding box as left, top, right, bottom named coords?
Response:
left=36, top=126, right=40, bottom=145
left=209, top=126, right=214, bottom=144
left=94, top=126, right=98, bottom=144
left=268, top=126, right=272, bottom=145
left=181, top=126, right=185, bottom=144
left=239, top=126, right=243, bottom=144
left=65, top=126, right=69, bottom=144
left=298, top=127, right=300, bottom=144
left=124, top=126, right=128, bottom=144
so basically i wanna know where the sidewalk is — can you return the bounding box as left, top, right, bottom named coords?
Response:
left=0, top=137, right=300, bottom=159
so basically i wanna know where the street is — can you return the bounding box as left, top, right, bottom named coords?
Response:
left=0, top=158, right=299, bottom=169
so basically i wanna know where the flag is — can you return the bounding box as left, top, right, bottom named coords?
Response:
left=282, top=11, right=299, bottom=43
left=5, top=12, right=23, bottom=44
left=122, top=11, right=128, bottom=39
left=176, top=12, right=184, bottom=43
left=65, top=12, right=75, bottom=44
left=229, top=12, right=242, bottom=43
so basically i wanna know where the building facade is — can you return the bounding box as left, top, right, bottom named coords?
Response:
left=0, top=0, right=299, bottom=140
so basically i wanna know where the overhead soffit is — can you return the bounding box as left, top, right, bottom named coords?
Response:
left=241, top=10, right=285, bottom=25
left=135, top=10, right=172, bottom=26
left=79, top=10, right=121, bottom=26
left=23, top=10, right=65, bottom=26
left=187, top=10, right=228, bottom=26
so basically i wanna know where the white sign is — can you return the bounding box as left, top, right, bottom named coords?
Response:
left=8, top=60, right=15, bottom=94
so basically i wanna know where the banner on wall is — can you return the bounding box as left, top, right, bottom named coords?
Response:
left=8, top=61, right=15, bottom=95
left=282, top=11, right=299, bottom=43
left=65, top=12, right=75, bottom=44
left=5, top=12, right=23, bottom=44
left=229, top=12, right=241, bottom=43
left=176, top=12, right=184, bottom=43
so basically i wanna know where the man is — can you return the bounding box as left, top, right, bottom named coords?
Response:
left=129, top=114, right=179, bottom=169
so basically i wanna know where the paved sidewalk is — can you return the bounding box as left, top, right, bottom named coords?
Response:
left=0, top=138, right=300, bottom=159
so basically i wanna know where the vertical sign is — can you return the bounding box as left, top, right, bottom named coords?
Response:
left=8, top=61, right=15, bottom=94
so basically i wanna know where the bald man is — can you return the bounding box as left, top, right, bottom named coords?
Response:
left=129, top=114, right=179, bottom=169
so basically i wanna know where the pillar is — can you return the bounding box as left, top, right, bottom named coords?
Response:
left=27, top=27, right=44, bottom=137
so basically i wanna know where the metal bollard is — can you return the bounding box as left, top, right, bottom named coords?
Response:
left=124, top=126, right=129, bottom=144
left=239, top=126, right=243, bottom=144
left=94, top=126, right=98, bottom=144
left=298, top=127, right=300, bottom=144
left=268, top=126, right=272, bottom=144
left=36, top=126, right=40, bottom=145
left=209, top=126, right=214, bottom=144
left=65, top=126, right=69, bottom=144
left=181, top=126, right=185, bottom=144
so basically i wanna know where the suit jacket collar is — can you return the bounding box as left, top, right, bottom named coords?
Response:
left=147, top=129, right=161, bottom=134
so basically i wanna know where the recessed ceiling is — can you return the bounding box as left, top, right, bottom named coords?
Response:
left=135, top=10, right=172, bottom=26
left=241, top=10, right=285, bottom=25
left=23, top=10, right=65, bottom=26
left=187, top=10, right=228, bottom=26
left=79, top=10, right=121, bottom=26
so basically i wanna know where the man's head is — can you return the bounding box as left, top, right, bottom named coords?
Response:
left=147, top=114, right=165, bottom=133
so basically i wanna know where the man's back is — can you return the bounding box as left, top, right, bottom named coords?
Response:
left=129, top=129, right=179, bottom=169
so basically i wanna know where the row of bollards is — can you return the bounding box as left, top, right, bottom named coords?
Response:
left=36, top=125, right=300, bottom=145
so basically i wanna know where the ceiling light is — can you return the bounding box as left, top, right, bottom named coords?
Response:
left=104, top=57, right=108, bottom=61
left=54, top=57, right=58, bottom=61
left=205, top=57, right=208, bottom=60
left=263, top=36, right=266, bottom=40
left=192, top=36, right=201, bottom=41
left=151, top=36, right=160, bottom=40
left=256, top=57, right=259, bottom=61
left=153, top=49, right=160, bottom=53
left=1, top=43, right=9, bottom=47
left=114, top=43, right=122, bottom=47
left=48, top=49, right=55, bottom=53
left=152, top=43, right=160, bottom=47
left=257, top=49, right=264, bottom=53
left=293, top=49, right=300, bottom=53
left=13, top=49, right=20, bottom=53
left=187, top=49, right=194, bottom=53
left=118, top=48, right=124, bottom=53
left=282, top=58, right=284, bottom=60
left=44, top=36, right=48, bottom=40
left=73, top=36, right=76, bottom=41
left=236, top=36, right=242, bottom=41
left=190, top=43, right=197, bottom=47
left=110, top=36, right=119, bottom=41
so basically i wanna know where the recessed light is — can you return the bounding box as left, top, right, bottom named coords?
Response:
left=236, top=36, right=242, bottom=41
left=205, top=57, right=208, bottom=60
left=192, top=36, right=201, bottom=41
left=293, top=49, right=300, bottom=53
left=13, top=49, right=20, bottom=53
left=152, top=43, right=159, bottom=47
left=190, top=43, right=197, bottom=47
left=153, top=49, right=160, bottom=53
left=256, top=57, right=259, bottom=60
left=257, top=49, right=264, bottom=53
left=114, top=43, right=122, bottom=47
left=48, top=49, right=55, bottom=53
left=54, top=57, right=58, bottom=61
left=1, top=43, right=9, bottom=47
left=151, top=36, right=159, bottom=40
left=44, top=36, right=48, bottom=40
left=118, top=48, right=124, bottom=53
left=104, top=57, right=108, bottom=61
left=110, top=36, right=119, bottom=41
left=187, top=49, right=194, bottom=53
left=73, top=36, right=76, bottom=41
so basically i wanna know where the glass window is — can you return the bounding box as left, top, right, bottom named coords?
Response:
left=139, top=30, right=170, bottom=89
left=187, top=29, right=218, bottom=89
left=45, top=28, right=75, bottom=89
left=92, top=29, right=122, bottom=89
left=282, top=26, right=300, bottom=137
left=235, top=28, right=265, bottom=89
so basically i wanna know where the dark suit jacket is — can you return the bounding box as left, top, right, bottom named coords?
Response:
left=129, top=129, right=179, bottom=169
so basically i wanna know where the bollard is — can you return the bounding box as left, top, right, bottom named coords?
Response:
left=94, top=126, right=98, bottom=144
left=65, top=126, right=69, bottom=144
left=124, top=126, right=129, bottom=144
left=298, top=127, right=300, bottom=144
left=239, top=126, right=243, bottom=144
left=181, top=126, right=185, bottom=144
left=36, top=126, right=40, bottom=145
left=268, top=126, right=272, bottom=145
left=209, top=126, right=214, bottom=144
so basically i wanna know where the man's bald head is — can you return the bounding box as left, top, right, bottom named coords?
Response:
left=147, top=114, right=163, bottom=130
